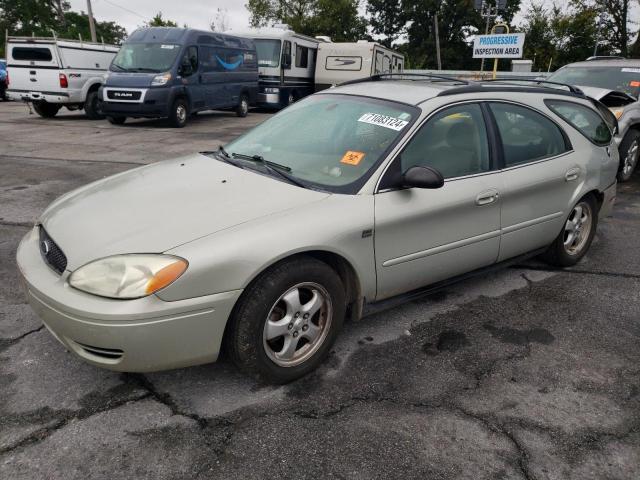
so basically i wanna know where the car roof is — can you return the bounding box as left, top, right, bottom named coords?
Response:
left=328, top=80, right=456, bottom=106
left=562, top=59, right=640, bottom=68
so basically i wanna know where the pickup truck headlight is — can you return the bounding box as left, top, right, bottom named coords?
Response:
left=151, top=72, right=172, bottom=86
left=69, top=254, right=187, bottom=299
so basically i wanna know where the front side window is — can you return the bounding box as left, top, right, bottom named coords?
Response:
left=179, top=46, right=198, bottom=76
left=254, top=39, right=281, bottom=68
left=490, top=102, right=568, bottom=167
left=111, top=43, right=181, bottom=73
left=546, top=100, right=612, bottom=146
left=224, top=94, right=417, bottom=192
left=400, top=104, right=490, bottom=179
left=295, top=44, right=308, bottom=68
left=12, top=47, right=53, bottom=62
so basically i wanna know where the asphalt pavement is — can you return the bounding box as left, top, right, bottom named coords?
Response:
left=0, top=101, right=638, bottom=479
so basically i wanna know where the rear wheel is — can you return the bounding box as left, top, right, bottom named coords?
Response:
left=226, top=257, right=345, bottom=383
left=84, top=91, right=105, bottom=120
left=236, top=94, right=249, bottom=118
left=542, top=195, right=597, bottom=267
left=33, top=101, right=61, bottom=118
left=168, top=97, right=188, bottom=128
left=617, top=130, right=640, bottom=182
left=107, top=116, right=126, bottom=125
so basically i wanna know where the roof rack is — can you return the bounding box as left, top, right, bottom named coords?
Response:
left=480, top=78, right=584, bottom=95
left=586, top=56, right=626, bottom=61
left=339, top=73, right=471, bottom=87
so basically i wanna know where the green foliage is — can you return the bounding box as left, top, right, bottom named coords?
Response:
left=0, top=0, right=127, bottom=57
left=146, top=12, right=178, bottom=28
left=246, top=0, right=368, bottom=41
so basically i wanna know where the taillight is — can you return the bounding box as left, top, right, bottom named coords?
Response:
left=59, top=73, right=68, bottom=88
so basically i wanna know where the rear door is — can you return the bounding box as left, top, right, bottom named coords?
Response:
left=7, top=43, right=61, bottom=93
left=489, top=101, right=578, bottom=261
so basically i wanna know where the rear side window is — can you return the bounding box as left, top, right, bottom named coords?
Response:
left=490, top=102, right=569, bottom=167
left=545, top=100, right=612, bottom=146
left=12, top=47, right=53, bottom=62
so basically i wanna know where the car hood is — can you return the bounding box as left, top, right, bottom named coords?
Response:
left=40, top=154, right=330, bottom=270
left=577, top=85, right=637, bottom=105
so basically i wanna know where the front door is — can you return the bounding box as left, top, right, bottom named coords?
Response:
left=179, top=46, right=205, bottom=110
left=374, top=103, right=502, bottom=300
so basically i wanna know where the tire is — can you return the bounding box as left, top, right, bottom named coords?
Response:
left=226, top=257, right=346, bottom=384
left=541, top=195, right=598, bottom=267
left=617, top=130, right=640, bottom=182
left=168, top=97, right=188, bottom=128
left=84, top=90, right=105, bottom=120
left=286, top=91, right=296, bottom=107
left=33, top=101, right=61, bottom=118
left=107, top=116, right=126, bottom=125
left=236, top=94, right=249, bottom=118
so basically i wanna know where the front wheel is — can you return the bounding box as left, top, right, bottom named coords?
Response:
left=617, top=130, right=640, bottom=182
left=84, top=91, right=105, bottom=120
left=168, top=97, right=188, bottom=128
left=236, top=94, right=249, bottom=118
left=33, top=101, right=61, bottom=118
left=226, top=257, right=345, bottom=383
left=541, top=195, right=597, bottom=267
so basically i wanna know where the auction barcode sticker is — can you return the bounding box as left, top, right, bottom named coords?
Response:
left=358, top=113, right=409, bottom=131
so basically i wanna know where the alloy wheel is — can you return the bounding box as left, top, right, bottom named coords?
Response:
left=622, top=139, right=639, bottom=177
left=262, top=282, right=332, bottom=367
left=563, top=201, right=593, bottom=256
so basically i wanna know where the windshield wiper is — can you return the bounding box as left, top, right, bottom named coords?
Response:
left=110, top=64, right=126, bottom=72
left=231, top=152, right=307, bottom=188
left=201, top=146, right=244, bottom=169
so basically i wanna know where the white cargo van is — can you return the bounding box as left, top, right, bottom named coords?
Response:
left=6, top=36, right=119, bottom=119
left=315, top=41, right=404, bottom=90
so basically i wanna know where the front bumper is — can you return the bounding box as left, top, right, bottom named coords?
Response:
left=599, top=181, right=617, bottom=219
left=100, top=86, right=171, bottom=118
left=16, top=227, right=242, bottom=372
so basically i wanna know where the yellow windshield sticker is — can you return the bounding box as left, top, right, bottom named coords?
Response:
left=341, top=151, right=366, bottom=166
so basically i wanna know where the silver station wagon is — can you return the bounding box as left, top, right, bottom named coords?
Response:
left=17, top=75, right=618, bottom=383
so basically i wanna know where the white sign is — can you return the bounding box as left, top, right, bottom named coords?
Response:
left=473, top=33, right=525, bottom=59
left=358, top=113, right=409, bottom=131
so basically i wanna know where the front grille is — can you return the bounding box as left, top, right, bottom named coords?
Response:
left=106, top=90, right=141, bottom=101
left=39, top=226, right=67, bottom=274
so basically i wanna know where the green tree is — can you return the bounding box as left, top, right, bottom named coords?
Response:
left=366, top=0, right=407, bottom=47
left=584, top=0, right=634, bottom=56
left=147, top=12, right=178, bottom=28
left=246, top=0, right=368, bottom=41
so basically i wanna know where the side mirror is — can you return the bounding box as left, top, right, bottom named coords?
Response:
left=402, top=166, right=444, bottom=189
left=281, top=53, right=292, bottom=69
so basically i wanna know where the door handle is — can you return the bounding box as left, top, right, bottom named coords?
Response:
left=475, top=189, right=499, bottom=206
left=565, top=167, right=580, bottom=182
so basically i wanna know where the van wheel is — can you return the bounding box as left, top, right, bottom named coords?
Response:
left=286, top=91, right=296, bottom=106
left=236, top=94, right=249, bottom=118
left=226, top=257, right=345, bottom=384
left=33, top=101, right=61, bottom=118
left=107, top=116, right=126, bottom=125
left=617, top=130, right=640, bottom=182
left=169, top=98, right=188, bottom=128
left=84, top=91, right=105, bottom=120
left=541, top=195, right=597, bottom=267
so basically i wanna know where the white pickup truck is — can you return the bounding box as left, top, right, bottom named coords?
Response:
left=6, top=36, right=119, bottom=119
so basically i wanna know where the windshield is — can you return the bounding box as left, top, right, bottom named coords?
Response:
left=110, top=43, right=181, bottom=73
left=548, top=66, right=640, bottom=98
left=224, top=94, right=417, bottom=193
left=254, top=39, right=281, bottom=68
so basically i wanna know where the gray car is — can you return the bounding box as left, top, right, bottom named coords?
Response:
left=17, top=75, right=618, bottom=383
left=548, top=58, right=640, bottom=181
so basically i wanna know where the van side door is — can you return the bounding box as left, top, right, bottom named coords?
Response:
left=178, top=46, right=205, bottom=111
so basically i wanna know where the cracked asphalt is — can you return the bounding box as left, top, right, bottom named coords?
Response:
left=1, top=101, right=639, bottom=479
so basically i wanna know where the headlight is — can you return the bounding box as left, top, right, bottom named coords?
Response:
left=264, top=87, right=280, bottom=94
left=69, top=254, right=188, bottom=299
left=151, top=72, right=172, bottom=86
left=609, top=107, right=625, bottom=119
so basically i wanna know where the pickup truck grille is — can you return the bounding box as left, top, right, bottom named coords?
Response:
left=106, top=90, right=141, bottom=101
left=39, top=226, right=67, bottom=274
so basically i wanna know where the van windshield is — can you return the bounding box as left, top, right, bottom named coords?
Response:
left=255, top=39, right=281, bottom=68
left=223, top=94, right=417, bottom=193
left=111, top=43, right=181, bottom=73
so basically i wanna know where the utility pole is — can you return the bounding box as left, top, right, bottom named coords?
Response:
left=434, top=13, right=442, bottom=70
left=86, top=0, right=97, bottom=42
